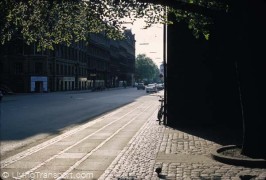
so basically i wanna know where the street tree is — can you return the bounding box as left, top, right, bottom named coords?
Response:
left=0, top=0, right=165, bottom=51
left=0, top=0, right=226, bottom=51
left=135, top=54, right=160, bottom=83
left=1, top=0, right=265, bottom=159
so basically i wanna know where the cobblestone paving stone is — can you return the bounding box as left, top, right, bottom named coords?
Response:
left=156, top=163, right=266, bottom=180
left=159, top=129, right=221, bottom=155
left=99, top=111, right=266, bottom=180
left=156, top=129, right=266, bottom=180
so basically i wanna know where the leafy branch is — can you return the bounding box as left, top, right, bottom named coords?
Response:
left=0, top=0, right=228, bottom=50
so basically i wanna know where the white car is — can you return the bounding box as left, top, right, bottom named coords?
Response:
left=146, top=84, right=157, bottom=93
left=157, top=83, right=164, bottom=90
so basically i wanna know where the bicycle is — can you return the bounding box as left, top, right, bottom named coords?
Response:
left=157, top=96, right=165, bottom=125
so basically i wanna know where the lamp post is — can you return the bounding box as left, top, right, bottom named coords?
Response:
left=90, top=68, right=97, bottom=89
left=116, top=69, right=120, bottom=87
left=163, top=6, right=168, bottom=125
left=75, top=62, right=79, bottom=90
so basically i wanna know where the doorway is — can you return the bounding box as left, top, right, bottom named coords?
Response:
left=35, top=81, right=43, bottom=93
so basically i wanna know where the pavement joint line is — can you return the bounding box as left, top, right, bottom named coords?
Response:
left=14, top=101, right=154, bottom=179
left=56, top=103, right=157, bottom=180
left=0, top=101, right=139, bottom=168
left=99, top=108, right=161, bottom=180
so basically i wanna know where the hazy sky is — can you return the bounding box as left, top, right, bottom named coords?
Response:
left=126, top=19, right=164, bottom=68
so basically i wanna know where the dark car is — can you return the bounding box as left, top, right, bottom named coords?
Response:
left=0, top=86, right=14, bottom=95
left=136, top=83, right=145, bottom=90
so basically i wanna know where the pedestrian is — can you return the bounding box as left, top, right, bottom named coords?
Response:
left=123, top=81, right=127, bottom=88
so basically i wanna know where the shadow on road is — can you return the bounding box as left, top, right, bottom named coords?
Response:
left=0, top=88, right=147, bottom=142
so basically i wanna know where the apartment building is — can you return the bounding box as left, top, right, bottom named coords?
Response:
left=0, top=30, right=135, bottom=93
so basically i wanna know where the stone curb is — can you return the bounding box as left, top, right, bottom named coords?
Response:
left=211, top=145, right=266, bottom=168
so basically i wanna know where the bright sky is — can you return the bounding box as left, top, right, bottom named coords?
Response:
left=125, top=19, right=164, bottom=68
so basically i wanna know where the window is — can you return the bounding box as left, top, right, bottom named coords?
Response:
left=56, top=64, right=59, bottom=75
left=60, top=64, right=63, bottom=75
left=64, top=65, right=67, bottom=75
left=68, top=66, right=71, bottom=75
left=35, top=62, right=43, bottom=74
left=48, top=63, right=53, bottom=74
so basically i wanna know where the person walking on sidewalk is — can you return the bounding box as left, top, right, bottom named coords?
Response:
left=123, top=81, right=127, bottom=88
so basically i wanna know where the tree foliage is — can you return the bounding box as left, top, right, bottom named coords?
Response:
left=0, top=0, right=165, bottom=51
left=166, top=0, right=228, bottom=40
left=135, top=54, right=160, bottom=82
left=0, top=0, right=228, bottom=50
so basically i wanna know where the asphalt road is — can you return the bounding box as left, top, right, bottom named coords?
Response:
left=0, top=87, right=148, bottom=156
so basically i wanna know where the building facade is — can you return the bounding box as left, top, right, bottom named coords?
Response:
left=0, top=30, right=135, bottom=93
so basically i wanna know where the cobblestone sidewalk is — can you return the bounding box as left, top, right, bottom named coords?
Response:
left=99, top=111, right=266, bottom=180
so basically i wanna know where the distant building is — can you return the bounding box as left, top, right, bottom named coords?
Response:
left=0, top=30, right=135, bottom=93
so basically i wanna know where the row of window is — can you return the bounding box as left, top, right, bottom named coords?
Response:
left=12, top=61, right=109, bottom=77
left=56, top=46, right=88, bottom=63
left=13, top=62, right=45, bottom=75
left=54, top=63, right=87, bottom=76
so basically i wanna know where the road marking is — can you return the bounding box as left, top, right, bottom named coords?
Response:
left=1, top=102, right=138, bottom=168
left=56, top=104, right=156, bottom=180
left=14, top=102, right=154, bottom=179
left=99, top=109, right=158, bottom=180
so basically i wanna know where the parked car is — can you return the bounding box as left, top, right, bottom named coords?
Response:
left=136, top=83, right=145, bottom=90
left=146, top=84, right=158, bottom=93
left=157, top=83, right=164, bottom=90
left=0, top=86, right=14, bottom=95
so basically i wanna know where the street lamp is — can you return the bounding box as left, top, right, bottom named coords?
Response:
left=90, top=68, right=97, bottom=89
left=75, top=62, right=79, bottom=90
left=163, top=6, right=168, bottom=125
